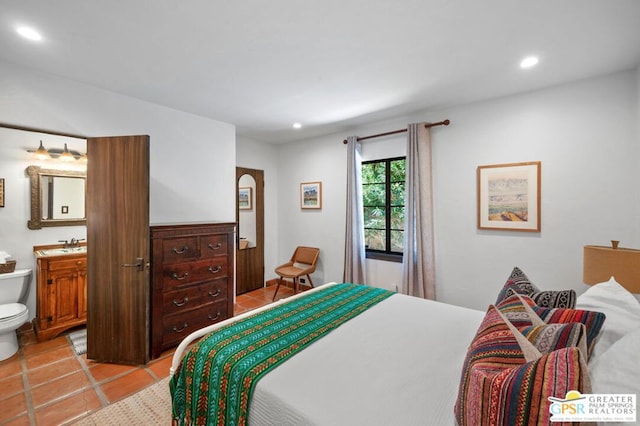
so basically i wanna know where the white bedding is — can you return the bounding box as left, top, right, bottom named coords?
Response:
left=246, top=290, right=485, bottom=426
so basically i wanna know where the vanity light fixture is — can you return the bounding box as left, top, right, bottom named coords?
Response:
left=34, top=140, right=51, bottom=160
left=293, top=123, right=302, bottom=129
left=28, top=141, right=86, bottom=161
left=59, top=143, right=75, bottom=162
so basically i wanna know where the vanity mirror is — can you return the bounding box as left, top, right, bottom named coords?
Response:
left=26, top=165, right=86, bottom=229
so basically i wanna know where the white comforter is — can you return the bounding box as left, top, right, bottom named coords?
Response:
left=247, top=292, right=485, bottom=426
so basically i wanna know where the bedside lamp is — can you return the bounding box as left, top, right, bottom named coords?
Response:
left=583, top=243, right=640, bottom=293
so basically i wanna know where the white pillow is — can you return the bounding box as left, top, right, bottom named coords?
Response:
left=590, top=327, right=640, bottom=397
left=576, top=276, right=640, bottom=363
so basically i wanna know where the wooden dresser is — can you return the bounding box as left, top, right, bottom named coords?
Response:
left=150, top=222, right=235, bottom=359
left=33, top=244, right=88, bottom=341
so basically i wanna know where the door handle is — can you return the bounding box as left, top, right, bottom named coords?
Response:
left=122, top=257, right=144, bottom=271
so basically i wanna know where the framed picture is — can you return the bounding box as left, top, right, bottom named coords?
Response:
left=300, top=181, right=322, bottom=209
left=0, top=178, right=4, bottom=207
left=477, top=161, right=541, bottom=232
left=238, top=187, right=252, bottom=210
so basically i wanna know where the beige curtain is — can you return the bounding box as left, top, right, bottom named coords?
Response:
left=343, top=136, right=366, bottom=284
left=401, top=123, right=435, bottom=299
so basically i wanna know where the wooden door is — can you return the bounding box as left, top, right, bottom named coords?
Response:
left=86, top=135, right=150, bottom=365
left=236, top=167, right=264, bottom=294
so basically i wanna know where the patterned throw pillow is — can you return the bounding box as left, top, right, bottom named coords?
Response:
left=455, top=305, right=591, bottom=426
left=495, top=266, right=576, bottom=308
left=532, top=302, right=606, bottom=359
left=497, top=293, right=605, bottom=359
left=462, top=347, right=589, bottom=426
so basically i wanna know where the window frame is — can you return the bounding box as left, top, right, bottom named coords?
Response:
left=361, top=156, right=405, bottom=263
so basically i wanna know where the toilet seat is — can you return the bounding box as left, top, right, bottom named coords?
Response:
left=0, top=303, right=28, bottom=322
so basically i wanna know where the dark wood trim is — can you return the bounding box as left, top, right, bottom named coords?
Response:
left=0, top=122, right=87, bottom=139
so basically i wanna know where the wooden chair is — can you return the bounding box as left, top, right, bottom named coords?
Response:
left=273, top=246, right=320, bottom=300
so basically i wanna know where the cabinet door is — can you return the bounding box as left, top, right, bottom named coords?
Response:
left=49, top=269, right=79, bottom=325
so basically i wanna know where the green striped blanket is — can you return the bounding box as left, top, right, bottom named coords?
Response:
left=170, top=283, right=393, bottom=425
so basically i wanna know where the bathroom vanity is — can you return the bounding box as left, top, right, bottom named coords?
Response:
left=33, top=243, right=87, bottom=341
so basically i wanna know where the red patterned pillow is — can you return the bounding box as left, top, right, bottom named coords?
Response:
left=463, top=347, right=589, bottom=426
left=497, top=293, right=606, bottom=359
left=455, top=305, right=591, bottom=426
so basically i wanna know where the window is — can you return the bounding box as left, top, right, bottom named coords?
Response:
left=362, top=157, right=405, bottom=262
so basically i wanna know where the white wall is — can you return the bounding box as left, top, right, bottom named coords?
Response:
left=0, top=60, right=236, bottom=320
left=277, top=69, right=640, bottom=310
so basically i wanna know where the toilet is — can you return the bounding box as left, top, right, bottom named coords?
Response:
left=0, top=269, right=32, bottom=361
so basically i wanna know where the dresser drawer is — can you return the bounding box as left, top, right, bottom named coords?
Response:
left=162, top=257, right=229, bottom=289
left=161, top=236, right=199, bottom=263
left=200, top=234, right=229, bottom=258
left=48, top=257, right=87, bottom=271
left=162, top=280, right=229, bottom=316
left=161, top=301, right=228, bottom=347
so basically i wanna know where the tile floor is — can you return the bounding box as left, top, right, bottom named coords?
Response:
left=0, top=285, right=296, bottom=425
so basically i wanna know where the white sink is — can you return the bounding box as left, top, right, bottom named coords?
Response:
left=37, top=246, right=87, bottom=256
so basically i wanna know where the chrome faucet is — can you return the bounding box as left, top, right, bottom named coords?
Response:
left=58, top=238, right=85, bottom=248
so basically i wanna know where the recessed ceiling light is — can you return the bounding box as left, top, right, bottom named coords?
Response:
left=520, top=56, right=539, bottom=69
left=16, top=26, right=42, bottom=41
left=293, top=123, right=302, bottom=129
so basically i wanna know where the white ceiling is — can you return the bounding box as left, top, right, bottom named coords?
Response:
left=1, top=1, right=639, bottom=143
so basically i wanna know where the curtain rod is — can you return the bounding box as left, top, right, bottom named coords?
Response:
left=342, top=119, right=450, bottom=144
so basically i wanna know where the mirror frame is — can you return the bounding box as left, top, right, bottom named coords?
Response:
left=26, top=165, right=87, bottom=229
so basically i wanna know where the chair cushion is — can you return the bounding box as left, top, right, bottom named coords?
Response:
left=276, top=265, right=309, bottom=278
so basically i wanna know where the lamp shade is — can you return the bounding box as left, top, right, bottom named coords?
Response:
left=583, top=245, right=640, bottom=293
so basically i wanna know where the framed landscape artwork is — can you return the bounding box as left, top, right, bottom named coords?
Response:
left=238, top=187, right=252, bottom=210
left=477, top=161, right=541, bottom=232
left=300, top=181, right=322, bottom=209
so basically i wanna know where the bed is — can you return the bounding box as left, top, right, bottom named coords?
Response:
left=169, top=272, right=640, bottom=425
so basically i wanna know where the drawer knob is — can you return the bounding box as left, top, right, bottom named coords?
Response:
left=172, top=245, right=189, bottom=254
left=207, top=243, right=222, bottom=250
left=208, top=312, right=221, bottom=321
left=208, top=265, right=222, bottom=274
left=173, top=297, right=189, bottom=307
left=208, top=288, right=221, bottom=298
left=173, top=322, right=188, bottom=333
left=171, top=271, right=189, bottom=280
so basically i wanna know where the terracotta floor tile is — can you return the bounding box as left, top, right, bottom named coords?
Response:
left=1, top=414, right=31, bottom=426
left=236, top=296, right=266, bottom=310
left=147, top=354, right=173, bottom=379
left=99, top=368, right=155, bottom=403
left=0, top=355, right=23, bottom=378
left=0, top=392, right=27, bottom=422
left=0, top=373, right=25, bottom=400
left=88, top=362, right=137, bottom=383
left=30, top=370, right=91, bottom=408
left=234, top=304, right=251, bottom=315
left=34, top=388, right=101, bottom=426
left=21, top=335, right=68, bottom=356
left=24, top=345, right=74, bottom=370
left=235, top=293, right=256, bottom=305
left=26, top=356, right=82, bottom=388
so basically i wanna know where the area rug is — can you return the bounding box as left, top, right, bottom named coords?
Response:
left=73, top=377, right=172, bottom=425
left=68, top=328, right=87, bottom=356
